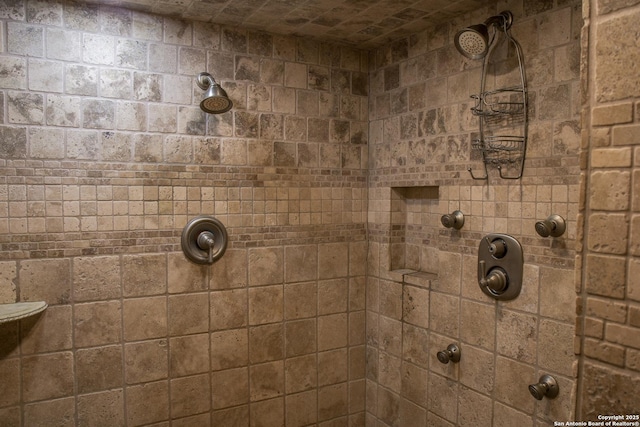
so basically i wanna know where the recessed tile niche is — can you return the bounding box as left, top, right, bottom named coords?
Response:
left=389, top=186, right=440, bottom=273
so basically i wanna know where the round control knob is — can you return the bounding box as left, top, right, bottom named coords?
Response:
left=488, top=239, right=507, bottom=258
left=440, top=210, right=464, bottom=230
left=535, top=214, right=566, bottom=238
left=436, top=344, right=461, bottom=364
left=528, top=374, right=559, bottom=400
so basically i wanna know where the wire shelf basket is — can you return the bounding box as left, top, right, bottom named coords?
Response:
left=472, top=136, right=524, bottom=169
left=472, top=135, right=525, bottom=152
left=467, top=26, right=528, bottom=180
left=471, top=87, right=526, bottom=116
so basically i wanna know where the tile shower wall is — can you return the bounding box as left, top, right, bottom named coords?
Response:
left=0, top=1, right=368, bottom=426
left=577, top=0, right=640, bottom=417
left=366, top=0, right=582, bottom=426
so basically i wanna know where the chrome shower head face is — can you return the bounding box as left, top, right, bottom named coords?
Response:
left=196, top=72, right=233, bottom=114
left=455, top=24, right=489, bottom=60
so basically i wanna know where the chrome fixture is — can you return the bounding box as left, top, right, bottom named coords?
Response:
left=535, top=214, right=566, bottom=237
left=196, top=72, right=233, bottom=114
left=477, top=233, right=523, bottom=300
left=437, top=344, right=461, bottom=364
left=181, top=216, right=228, bottom=264
left=455, top=11, right=513, bottom=60
left=441, top=210, right=465, bottom=230
left=529, top=375, right=559, bottom=400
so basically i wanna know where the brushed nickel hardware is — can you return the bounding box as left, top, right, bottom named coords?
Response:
left=441, top=210, right=465, bottom=230
left=455, top=11, right=513, bottom=60
left=437, top=344, right=461, bottom=364
left=181, top=216, right=228, bottom=264
left=535, top=214, right=566, bottom=237
left=196, top=72, right=233, bottom=114
left=479, top=261, right=508, bottom=294
left=477, top=233, right=523, bottom=300
left=529, top=374, right=559, bottom=400
left=486, top=236, right=506, bottom=258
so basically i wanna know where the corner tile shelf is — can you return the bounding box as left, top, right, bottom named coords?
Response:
left=0, top=302, right=48, bottom=324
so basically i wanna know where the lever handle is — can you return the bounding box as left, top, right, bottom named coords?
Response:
left=479, top=261, right=508, bottom=294
left=181, top=216, right=228, bottom=265
left=197, top=231, right=215, bottom=264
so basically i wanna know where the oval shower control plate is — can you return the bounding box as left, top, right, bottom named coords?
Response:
left=477, top=233, right=523, bottom=300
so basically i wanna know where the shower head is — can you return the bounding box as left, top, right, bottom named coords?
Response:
left=196, top=72, right=233, bottom=114
left=454, top=11, right=514, bottom=60
left=455, top=24, right=489, bottom=60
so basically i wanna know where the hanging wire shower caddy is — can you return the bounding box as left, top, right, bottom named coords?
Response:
left=467, top=13, right=528, bottom=180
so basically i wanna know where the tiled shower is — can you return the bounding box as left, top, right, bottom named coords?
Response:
left=1, top=0, right=639, bottom=426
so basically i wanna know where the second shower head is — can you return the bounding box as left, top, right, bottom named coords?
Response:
left=454, top=11, right=513, bottom=60
left=196, top=72, right=233, bottom=114
left=455, top=24, right=489, bottom=60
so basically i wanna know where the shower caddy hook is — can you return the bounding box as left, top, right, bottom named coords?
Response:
left=462, top=11, right=529, bottom=180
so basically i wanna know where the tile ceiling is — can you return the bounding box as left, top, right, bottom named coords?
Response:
left=88, top=0, right=495, bottom=48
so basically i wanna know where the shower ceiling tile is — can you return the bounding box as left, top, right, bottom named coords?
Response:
left=83, top=0, right=495, bottom=47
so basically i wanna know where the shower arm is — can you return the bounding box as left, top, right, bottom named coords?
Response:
left=484, top=11, right=513, bottom=31
left=196, top=72, right=217, bottom=90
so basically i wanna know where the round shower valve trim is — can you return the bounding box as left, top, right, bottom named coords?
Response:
left=181, top=216, right=228, bottom=264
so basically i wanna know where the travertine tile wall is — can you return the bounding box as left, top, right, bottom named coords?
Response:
left=577, top=0, right=640, bottom=417
left=365, top=0, right=582, bottom=425
left=0, top=1, right=369, bottom=426
left=2, top=0, right=638, bottom=426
